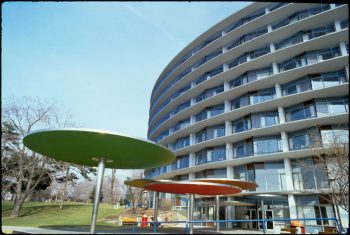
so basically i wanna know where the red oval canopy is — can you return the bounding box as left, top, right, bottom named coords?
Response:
left=144, top=181, right=241, bottom=195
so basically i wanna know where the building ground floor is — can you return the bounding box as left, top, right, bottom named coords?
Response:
left=151, top=192, right=348, bottom=234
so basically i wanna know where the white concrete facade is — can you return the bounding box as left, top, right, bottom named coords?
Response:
left=146, top=2, right=349, bottom=231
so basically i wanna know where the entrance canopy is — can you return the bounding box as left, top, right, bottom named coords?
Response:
left=23, top=128, right=175, bottom=169
left=125, top=179, right=242, bottom=195
left=192, top=178, right=258, bottom=190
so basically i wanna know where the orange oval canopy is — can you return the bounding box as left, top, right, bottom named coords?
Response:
left=144, top=181, right=241, bottom=195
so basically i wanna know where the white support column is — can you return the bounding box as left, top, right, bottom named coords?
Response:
left=267, top=24, right=272, bottom=33
left=191, top=97, right=196, bottom=106
left=339, top=42, right=348, bottom=56
left=189, top=152, right=195, bottom=167
left=189, top=172, right=195, bottom=180
left=330, top=3, right=336, bottom=9
left=190, top=115, right=196, bottom=125
left=284, top=158, right=294, bottom=191
left=270, top=42, right=275, bottom=53
left=246, top=54, right=251, bottom=62
left=224, top=80, right=230, bottom=91
left=281, top=131, right=289, bottom=152
left=153, top=192, right=156, bottom=209
left=227, top=196, right=235, bottom=229
left=191, top=65, right=196, bottom=72
left=223, top=63, right=229, bottom=72
left=334, top=20, right=342, bottom=32
left=226, top=142, right=233, bottom=160
left=302, top=33, right=309, bottom=42
left=272, top=62, right=279, bottom=75
left=224, top=99, right=231, bottom=112
left=225, top=120, right=232, bottom=136
left=226, top=166, right=234, bottom=178
left=265, top=6, right=270, bottom=14
left=275, top=83, right=282, bottom=98
left=345, top=66, right=349, bottom=81
left=288, top=194, right=298, bottom=219
left=169, top=127, right=174, bottom=135
left=222, top=46, right=228, bottom=54
left=278, top=106, right=286, bottom=124
left=191, top=81, right=196, bottom=88
left=190, top=133, right=195, bottom=146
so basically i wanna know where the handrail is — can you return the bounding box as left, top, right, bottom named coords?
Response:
left=123, top=217, right=343, bottom=234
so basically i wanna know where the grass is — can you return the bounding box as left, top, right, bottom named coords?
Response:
left=1, top=201, right=123, bottom=228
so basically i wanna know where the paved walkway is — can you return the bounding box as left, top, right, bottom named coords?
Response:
left=2, top=225, right=271, bottom=234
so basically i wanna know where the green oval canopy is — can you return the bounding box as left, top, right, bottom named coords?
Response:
left=23, top=128, right=175, bottom=169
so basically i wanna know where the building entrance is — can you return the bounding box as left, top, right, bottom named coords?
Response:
left=258, top=209, right=274, bottom=230
left=246, top=209, right=258, bottom=229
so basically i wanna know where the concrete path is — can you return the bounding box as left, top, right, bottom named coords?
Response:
left=2, top=225, right=272, bottom=234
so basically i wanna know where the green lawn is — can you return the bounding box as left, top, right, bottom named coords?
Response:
left=1, top=201, right=123, bottom=228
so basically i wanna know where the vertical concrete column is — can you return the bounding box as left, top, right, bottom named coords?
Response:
left=227, top=196, right=235, bottom=229
left=345, top=66, right=349, bottom=80
left=191, top=97, right=196, bottom=106
left=272, top=62, right=279, bottom=75
left=222, top=46, right=228, bottom=54
left=226, top=165, right=234, bottom=178
left=284, top=158, right=294, bottom=190
left=226, top=142, right=233, bottom=160
left=190, top=115, right=196, bottom=125
left=191, top=81, right=196, bottom=88
left=191, top=65, right=196, bottom=72
left=190, top=133, right=195, bottom=146
left=152, top=191, right=156, bottom=209
left=270, top=42, right=275, bottom=53
left=169, top=127, right=174, bottom=135
left=334, top=20, right=342, bottom=31
left=275, top=83, right=282, bottom=98
left=281, top=131, right=289, bottom=152
left=216, top=195, right=220, bottom=232
left=278, top=106, right=286, bottom=124
left=330, top=3, right=336, bottom=9
left=189, top=152, right=196, bottom=167
left=265, top=6, right=270, bottom=14
left=224, top=99, right=231, bottom=113
left=189, top=194, right=195, bottom=234
left=224, top=80, right=230, bottom=91
left=222, top=30, right=227, bottom=37
left=189, top=172, right=195, bottom=180
left=225, top=120, right=232, bottom=136
left=339, top=42, right=348, bottom=56
left=288, top=194, right=298, bottom=219
left=223, top=63, right=229, bottom=72
left=267, top=24, right=272, bottom=33
left=302, top=32, right=309, bottom=42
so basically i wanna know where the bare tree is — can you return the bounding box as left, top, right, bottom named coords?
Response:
left=1, top=97, right=84, bottom=217
left=125, top=170, right=145, bottom=214
left=101, top=172, right=124, bottom=205
left=308, top=124, right=349, bottom=231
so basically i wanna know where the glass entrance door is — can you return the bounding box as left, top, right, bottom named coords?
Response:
left=258, top=209, right=274, bottom=230
left=247, top=209, right=258, bottom=229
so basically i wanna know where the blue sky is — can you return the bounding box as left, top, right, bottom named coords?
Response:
left=2, top=1, right=250, bottom=179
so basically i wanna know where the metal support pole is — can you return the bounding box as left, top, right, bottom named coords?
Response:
left=189, top=194, right=194, bottom=234
left=154, top=191, right=159, bottom=222
left=216, top=195, right=220, bottom=232
left=261, top=199, right=266, bottom=235
left=90, top=158, right=105, bottom=234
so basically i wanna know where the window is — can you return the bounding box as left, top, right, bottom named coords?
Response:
left=315, top=97, right=349, bottom=117
left=282, top=76, right=312, bottom=96
left=231, top=93, right=250, bottom=110
left=232, top=115, right=251, bottom=133
left=173, top=155, right=189, bottom=170
left=173, top=118, right=190, bottom=132
left=285, top=101, right=316, bottom=122
left=196, top=124, right=225, bottom=143
left=195, top=168, right=227, bottom=179
left=254, top=136, right=282, bottom=154
left=275, top=32, right=303, bottom=50
left=250, top=87, right=276, bottom=104
left=233, top=139, right=253, bottom=158
left=248, top=46, right=270, bottom=59
left=288, top=130, right=310, bottom=150
left=173, top=136, right=190, bottom=150
left=196, top=84, right=224, bottom=103
left=251, top=111, right=279, bottom=128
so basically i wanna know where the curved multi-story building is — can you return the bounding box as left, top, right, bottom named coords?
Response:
left=146, top=2, right=349, bottom=232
